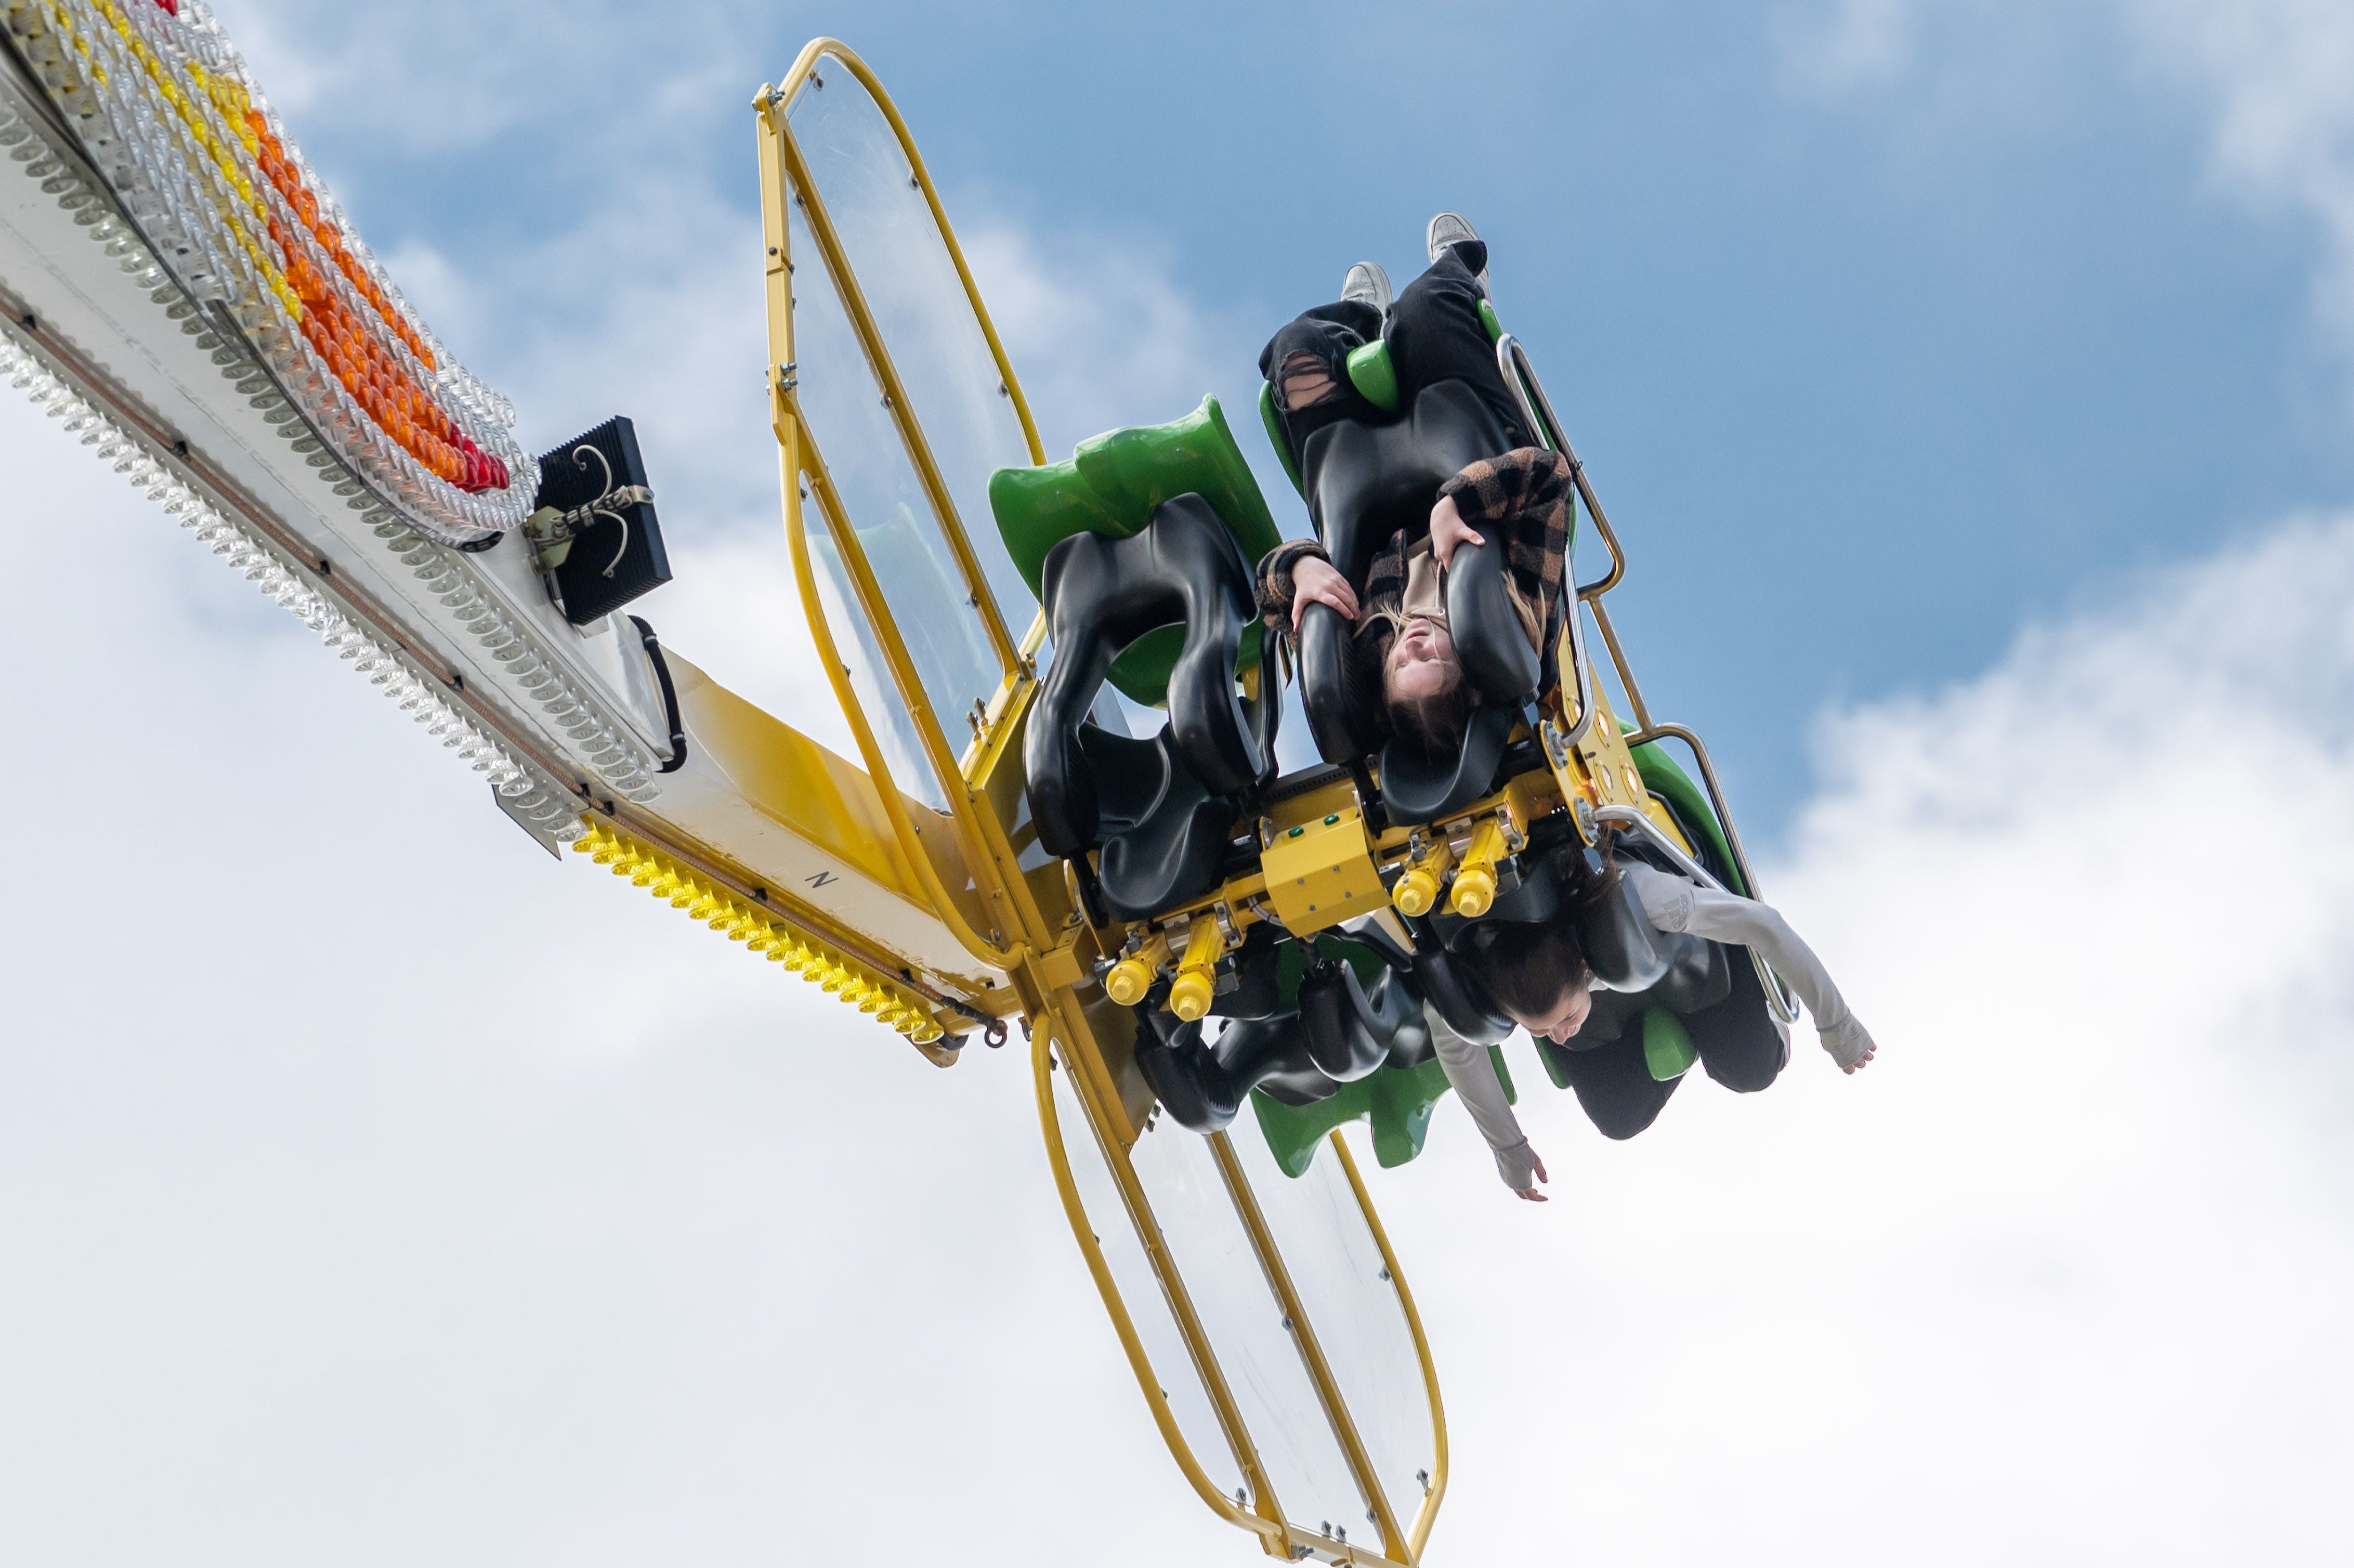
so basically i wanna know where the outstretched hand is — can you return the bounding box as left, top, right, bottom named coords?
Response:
left=1429, top=492, right=1486, bottom=571
left=1515, top=1152, right=1550, bottom=1203
left=1823, top=1017, right=1878, bottom=1075
left=1289, top=555, right=1359, bottom=635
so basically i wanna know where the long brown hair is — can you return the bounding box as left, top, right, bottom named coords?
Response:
left=1364, top=623, right=1473, bottom=757
left=1459, top=848, right=1619, bottom=1017
left=1462, top=920, right=1591, bottom=1018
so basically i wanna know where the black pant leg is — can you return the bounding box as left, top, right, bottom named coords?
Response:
left=1558, top=1030, right=1681, bottom=1140
left=1685, top=952, right=1790, bottom=1094
left=1259, top=301, right=1388, bottom=451
left=1383, top=244, right=1531, bottom=447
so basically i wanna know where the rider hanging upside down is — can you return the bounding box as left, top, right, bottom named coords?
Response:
left=1443, top=854, right=1879, bottom=1202
left=1256, top=444, right=1567, bottom=754
left=1256, top=214, right=1564, bottom=758
left=1253, top=214, right=1878, bottom=1201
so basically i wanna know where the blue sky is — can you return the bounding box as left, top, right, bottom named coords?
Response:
left=220, top=0, right=2354, bottom=828
left=9, top=4, right=2354, bottom=1564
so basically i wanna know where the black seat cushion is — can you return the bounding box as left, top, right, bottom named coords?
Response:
left=1290, top=380, right=1554, bottom=825
left=1024, top=492, right=1279, bottom=918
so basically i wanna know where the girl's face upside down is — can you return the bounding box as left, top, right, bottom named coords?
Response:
left=1506, top=985, right=1593, bottom=1044
left=1384, top=614, right=1461, bottom=702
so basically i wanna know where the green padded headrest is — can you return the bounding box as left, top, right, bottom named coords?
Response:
left=989, top=396, right=1283, bottom=708
left=1344, top=339, right=1399, bottom=412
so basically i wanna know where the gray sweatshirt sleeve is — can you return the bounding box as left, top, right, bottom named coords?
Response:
left=1426, top=1003, right=1540, bottom=1190
left=1621, top=862, right=1877, bottom=1069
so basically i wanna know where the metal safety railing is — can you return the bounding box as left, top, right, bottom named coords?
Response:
left=1498, top=335, right=1798, bottom=1025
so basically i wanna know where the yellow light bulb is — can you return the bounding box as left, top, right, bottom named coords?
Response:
left=1449, top=866, right=1497, bottom=918
left=1448, top=818, right=1509, bottom=918
left=1393, top=865, right=1440, bottom=917
left=1168, top=969, right=1214, bottom=1022
left=1104, top=956, right=1155, bottom=1007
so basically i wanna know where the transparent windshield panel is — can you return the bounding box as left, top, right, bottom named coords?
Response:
left=1228, top=1123, right=1438, bottom=1534
left=1127, top=1121, right=1371, bottom=1541
left=1047, top=1055, right=1244, bottom=1504
left=805, top=496, right=949, bottom=813
left=788, top=197, right=1002, bottom=778
left=787, top=56, right=1040, bottom=631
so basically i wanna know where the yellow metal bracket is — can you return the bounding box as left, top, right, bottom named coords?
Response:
left=1263, top=806, right=1387, bottom=935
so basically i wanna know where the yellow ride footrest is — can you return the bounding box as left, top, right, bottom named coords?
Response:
left=572, top=820, right=945, bottom=1044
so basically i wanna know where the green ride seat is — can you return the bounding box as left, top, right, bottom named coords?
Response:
left=1626, top=728, right=1748, bottom=896
left=1247, top=1043, right=1520, bottom=1178
left=989, top=396, right=1283, bottom=708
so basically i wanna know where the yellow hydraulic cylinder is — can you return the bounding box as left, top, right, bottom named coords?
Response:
left=1166, top=916, right=1228, bottom=1023
left=1392, top=835, right=1456, bottom=918
left=1448, top=818, right=1511, bottom=918
left=1103, top=930, right=1170, bottom=1008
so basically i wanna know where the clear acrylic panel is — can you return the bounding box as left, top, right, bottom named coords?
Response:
left=804, top=500, right=948, bottom=812
left=787, top=195, right=1003, bottom=781
left=1047, top=1055, right=1244, bottom=1504
left=1228, top=1123, right=1439, bottom=1534
left=787, top=56, right=1039, bottom=629
left=1126, top=1120, right=1372, bottom=1541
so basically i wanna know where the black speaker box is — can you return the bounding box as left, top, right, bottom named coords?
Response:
left=531, top=415, right=671, bottom=624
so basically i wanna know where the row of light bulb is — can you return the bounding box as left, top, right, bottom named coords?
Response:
left=0, top=328, right=588, bottom=841
left=0, top=63, right=669, bottom=804
left=572, top=821, right=951, bottom=1046
left=6, top=0, right=534, bottom=546
left=151, top=0, right=516, bottom=438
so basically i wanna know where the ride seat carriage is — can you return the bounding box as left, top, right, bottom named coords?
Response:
left=1258, top=300, right=1559, bottom=826
left=990, top=396, right=1283, bottom=924
left=989, top=366, right=1788, bottom=1176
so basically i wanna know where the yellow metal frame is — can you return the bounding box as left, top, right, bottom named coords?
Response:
left=756, top=40, right=1448, bottom=1562
left=1035, top=1025, right=1449, bottom=1566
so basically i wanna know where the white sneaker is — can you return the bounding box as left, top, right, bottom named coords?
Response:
left=1425, top=212, right=1489, bottom=295
left=1340, top=260, right=1392, bottom=315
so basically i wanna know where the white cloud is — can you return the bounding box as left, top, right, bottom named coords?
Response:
left=2115, top=2, right=2354, bottom=348
left=204, top=0, right=773, bottom=152
left=1781, top=0, right=1925, bottom=89
left=1374, top=514, right=2354, bottom=1564
left=1784, top=0, right=2354, bottom=357
left=963, top=220, right=1251, bottom=459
